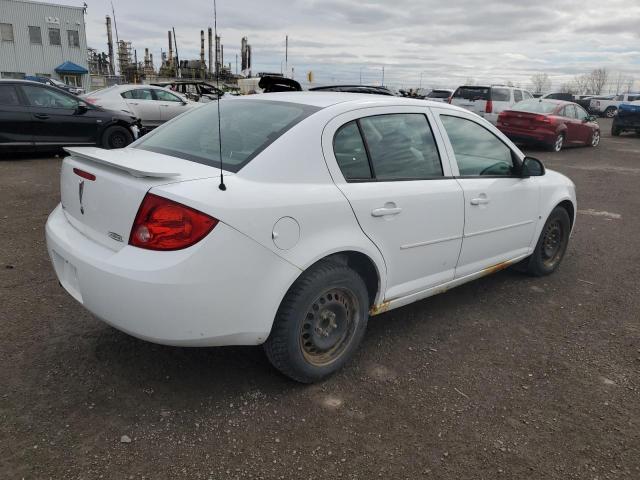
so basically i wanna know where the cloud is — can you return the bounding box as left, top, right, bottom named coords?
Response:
left=47, top=0, right=640, bottom=91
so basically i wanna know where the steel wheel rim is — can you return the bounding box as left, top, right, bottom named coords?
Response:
left=541, top=219, right=564, bottom=268
left=111, top=133, right=126, bottom=148
left=300, top=287, right=359, bottom=367
left=606, top=109, right=616, bottom=118
left=592, top=131, right=600, bottom=146
left=554, top=135, right=563, bottom=151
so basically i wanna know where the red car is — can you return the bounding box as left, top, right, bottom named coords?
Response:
left=497, top=99, right=600, bottom=152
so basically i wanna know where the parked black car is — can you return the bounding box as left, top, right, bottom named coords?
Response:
left=24, top=75, right=85, bottom=95
left=150, top=80, right=224, bottom=102
left=309, top=85, right=396, bottom=96
left=0, top=80, right=140, bottom=152
left=612, top=102, right=640, bottom=136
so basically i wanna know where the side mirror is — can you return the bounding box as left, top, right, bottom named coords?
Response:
left=75, top=104, right=88, bottom=114
left=521, top=157, right=545, bottom=177
left=586, top=115, right=597, bottom=123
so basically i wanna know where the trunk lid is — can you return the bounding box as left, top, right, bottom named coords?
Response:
left=60, top=147, right=225, bottom=251
left=499, top=110, right=547, bottom=129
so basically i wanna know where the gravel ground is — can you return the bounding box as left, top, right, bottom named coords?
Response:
left=1, top=118, right=639, bottom=479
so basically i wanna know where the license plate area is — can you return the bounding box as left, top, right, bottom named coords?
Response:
left=52, top=250, right=83, bottom=303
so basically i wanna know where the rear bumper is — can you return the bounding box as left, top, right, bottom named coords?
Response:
left=45, top=204, right=301, bottom=346
left=497, top=126, right=556, bottom=145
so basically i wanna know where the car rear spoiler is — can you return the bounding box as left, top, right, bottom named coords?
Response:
left=63, top=147, right=181, bottom=178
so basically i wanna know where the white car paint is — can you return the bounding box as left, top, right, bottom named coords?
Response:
left=83, top=85, right=197, bottom=129
left=450, top=85, right=534, bottom=124
left=45, top=92, right=576, bottom=347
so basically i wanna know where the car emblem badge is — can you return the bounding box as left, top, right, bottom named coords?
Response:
left=78, top=180, right=85, bottom=215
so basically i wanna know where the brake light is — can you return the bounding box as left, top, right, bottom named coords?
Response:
left=486, top=99, right=493, bottom=114
left=534, top=115, right=552, bottom=124
left=73, top=168, right=96, bottom=181
left=129, top=193, right=218, bottom=251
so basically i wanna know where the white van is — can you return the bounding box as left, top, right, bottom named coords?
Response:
left=450, top=85, right=534, bottom=124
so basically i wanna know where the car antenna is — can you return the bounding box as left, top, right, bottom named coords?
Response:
left=214, top=0, right=226, bottom=191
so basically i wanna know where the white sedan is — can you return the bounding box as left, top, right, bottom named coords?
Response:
left=45, top=93, right=576, bottom=383
left=82, top=85, right=197, bottom=130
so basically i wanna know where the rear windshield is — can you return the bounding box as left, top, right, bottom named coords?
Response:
left=453, top=86, right=490, bottom=101
left=135, top=99, right=320, bottom=172
left=511, top=99, right=558, bottom=114
left=427, top=90, right=451, bottom=99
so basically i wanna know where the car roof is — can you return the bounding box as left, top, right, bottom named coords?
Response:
left=0, top=79, right=49, bottom=85
left=230, top=91, right=469, bottom=111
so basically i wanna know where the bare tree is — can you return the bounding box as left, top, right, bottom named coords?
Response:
left=560, top=82, right=576, bottom=94
left=587, top=68, right=608, bottom=95
left=571, top=74, right=590, bottom=94
left=613, top=72, right=627, bottom=94
left=625, top=77, right=635, bottom=93
left=530, top=73, right=551, bottom=94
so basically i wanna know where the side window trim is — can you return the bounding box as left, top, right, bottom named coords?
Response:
left=333, top=113, right=448, bottom=183
left=435, top=111, right=523, bottom=179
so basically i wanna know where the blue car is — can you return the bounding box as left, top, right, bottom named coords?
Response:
left=612, top=101, right=640, bottom=136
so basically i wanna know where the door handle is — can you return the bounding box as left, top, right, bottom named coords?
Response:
left=371, top=206, right=402, bottom=217
left=128, top=102, right=139, bottom=105
left=470, top=197, right=490, bottom=206
left=34, top=113, right=50, bottom=120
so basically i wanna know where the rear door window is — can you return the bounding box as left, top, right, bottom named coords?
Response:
left=514, top=90, right=523, bottom=102
left=333, top=121, right=372, bottom=180
left=491, top=88, right=511, bottom=102
left=0, top=85, right=20, bottom=105
left=121, top=89, right=153, bottom=100
left=359, top=114, right=443, bottom=180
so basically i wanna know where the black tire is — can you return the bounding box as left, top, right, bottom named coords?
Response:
left=549, top=133, right=564, bottom=152
left=264, top=260, right=369, bottom=383
left=102, top=125, right=133, bottom=149
left=525, top=207, right=571, bottom=277
left=590, top=129, right=600, bottom=147
left=604, top=107, right=617, bottom=118
left=611, top=124, right=621, bottom=137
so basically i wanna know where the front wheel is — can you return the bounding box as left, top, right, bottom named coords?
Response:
left=264, top=260, right=369, bottom=383
left=525, top=207, right=571, bottom=276
left=102, top=125, right=133, bottom=149
left=611, top=124, right=621, bottom=137
left=590, top=130, right=600, bottom=147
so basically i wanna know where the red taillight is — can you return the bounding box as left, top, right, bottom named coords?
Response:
left=73, top=168, right=96, bottom=181
left=534, top=114, right=552, bottom=124
left=485, top=99, right=493, bottom=114
left=129, top=193, right=218, bottom=251
left=447, top=96, right=452, bottom=104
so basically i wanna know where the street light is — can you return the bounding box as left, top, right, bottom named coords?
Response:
left=359, top=66, right=364, bottom=84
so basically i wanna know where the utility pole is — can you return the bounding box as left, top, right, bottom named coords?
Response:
left=359, top=66, right=363, bottom=84
left=235, top=54, right=238, bottom=75
left=381, top=66, right=385, bottom=86
left=285, top=35, right=288, bottom=78
left=172, top=27, right=180, bottom=78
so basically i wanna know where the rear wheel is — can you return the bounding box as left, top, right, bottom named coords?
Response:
left=102, top=125, right=133, bottom=149
left=604, top=107, right=617, bottom=118
left=549, top=133, right=564, bottom=152
left=611, top=124, right=621, bottom=136
left=264, top=260, right=369, bottom=383
left=590, top=130, right=600, bottom=147
left=525, top=207, right=571, bottom=276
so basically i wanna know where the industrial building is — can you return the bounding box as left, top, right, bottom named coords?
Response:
left=0, top=0, right=89, bottom=90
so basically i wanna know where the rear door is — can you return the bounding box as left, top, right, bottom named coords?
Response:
left=20, top=84, right=97, bottom=145
left=121, top=88, right=161, bottom=127
left=322, top=107, right=464, bottom=300
left=433, top=108, right=540, bottom=277
left=153, top=88, right=191, bottom=121
left=560, top=105, right=584, bottom=145
left=0, top=84, right=34, bottom=148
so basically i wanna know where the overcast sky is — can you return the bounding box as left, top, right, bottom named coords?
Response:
left=50, top=0, right=640, bottom=91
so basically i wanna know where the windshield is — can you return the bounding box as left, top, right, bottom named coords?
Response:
left=511, top=99, right=558, bottom=114
left=135, top=99, right=320, bottom=172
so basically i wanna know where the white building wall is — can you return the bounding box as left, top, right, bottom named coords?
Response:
left=0, top=0, right=89, bottom=89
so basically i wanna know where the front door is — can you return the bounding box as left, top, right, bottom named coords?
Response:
left=323, top=108, right=464, bottom=300
left=20, top=84, right=97, bottom=145
left=434, top=110, right=540, bottom=278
